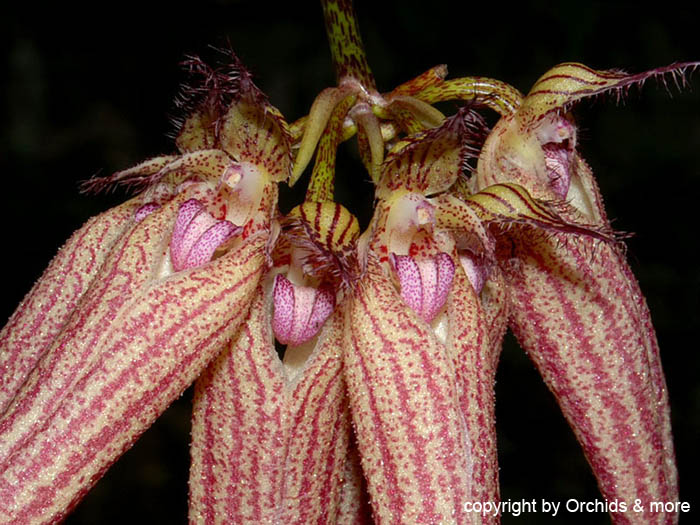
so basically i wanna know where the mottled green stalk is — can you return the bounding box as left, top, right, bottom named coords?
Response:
left=320, top=0, right=376, bottom=89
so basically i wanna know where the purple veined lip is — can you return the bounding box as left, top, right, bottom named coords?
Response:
left=390, top=252, right=455, bottom=322
left=170, top=199, right=241, bottom=272
left=272, top=274, right=335, bottom=347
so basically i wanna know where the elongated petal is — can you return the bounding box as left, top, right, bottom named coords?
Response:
left=466, top=183, right=615, bottom=241
left=505, top=230, right=677, bottom=524
left=344, top=257, right=473, bottom=524
left=387, top=96, right=446, bottom=130
left=0, top=197, right=184, bottom=464
left=503, top=156, right=677, bottom=522
left=0, top=202, right=266, bottom=524
left=79, top=155, right=178, bottom=194
left=520, top=62, right=698, bottom=125
left=446, top=265, right=504, bottom=520
left=189, top=287, right=350, bottom=523
left=150, top=149, right=234, bottom=186
left=281, top=311, right=350, bottom=523
left=0, top=198, right=138, bottom=414
left=355, top=106, right=384, bottom=184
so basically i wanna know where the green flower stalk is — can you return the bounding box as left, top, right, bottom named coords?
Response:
left=1, top=2, right=697, bottom=523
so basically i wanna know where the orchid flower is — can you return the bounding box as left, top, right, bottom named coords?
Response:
left=472, top=64, right=686, bottom=522
left=1, top=1, right=696, bottom=523
left=0, top=54, right=291, bottom=522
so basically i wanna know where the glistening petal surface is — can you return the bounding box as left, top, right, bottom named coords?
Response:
left=0, top=202, right=267, bottom=524
left=344, top=257, right=473, bottom=524
left=189, top=288, right=350, bottom=523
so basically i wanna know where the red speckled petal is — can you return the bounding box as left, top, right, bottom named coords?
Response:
left=446, top=264, right=504, bottom=521
left=0, top=198, right=139, bottom=414
left=0, top=199, right=267, bottom=524
left=189, top=287, right=350, bottom=523
left=505, top=230, right=677, bottom=524
left=220, top=86, right=293, bottom=184
left=344, top=257, right=473, bottom=524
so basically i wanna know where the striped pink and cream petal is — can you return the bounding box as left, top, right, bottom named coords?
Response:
left=0, top=200, right=267, bottom=524
left=343, top=257, right=474, bottom=524
left=500, top=155, right=677, bottom=524
left=189, top=286, right=351, bottom=523
left=0, top=195, right=186, bottom=467
left=505, top=231, right=677, bottom=525
left=336, top=437, right=373, bottom=525
left=0, top=198, right=138, bottom=414
left=446, top=265, right=504, bottom=522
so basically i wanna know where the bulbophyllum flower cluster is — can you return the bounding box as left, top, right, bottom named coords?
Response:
left=0, top=2, right=694, bottom=523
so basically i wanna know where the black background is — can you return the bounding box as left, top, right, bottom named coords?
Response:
left=2, top=1, right=699, bottom=523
